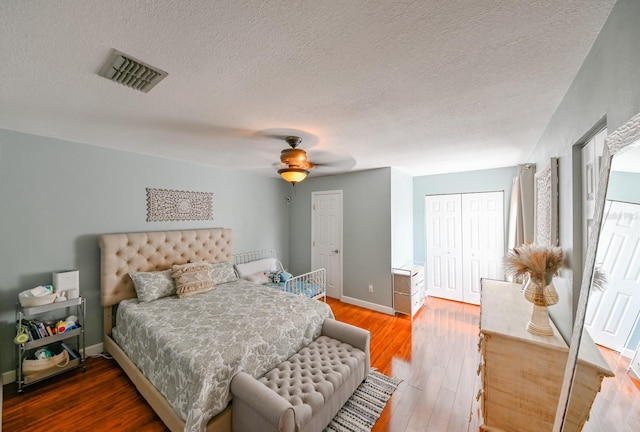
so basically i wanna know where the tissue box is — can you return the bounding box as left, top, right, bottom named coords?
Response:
left=53, top=270, right=79, bottom=299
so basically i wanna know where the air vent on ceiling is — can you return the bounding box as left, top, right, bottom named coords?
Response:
left=98, top=50, right=168, bottom=93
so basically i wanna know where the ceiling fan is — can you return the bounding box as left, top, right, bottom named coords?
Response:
left=277, top=136, right=315, bottom=184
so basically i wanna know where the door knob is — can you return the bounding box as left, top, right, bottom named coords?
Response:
left=332, top=249, right=340, bottom=253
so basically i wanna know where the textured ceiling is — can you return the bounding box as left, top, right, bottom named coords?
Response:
left=0, top=0, right=616, bottom=177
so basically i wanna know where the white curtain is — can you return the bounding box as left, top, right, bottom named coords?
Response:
left=508, top=176, right=523, bottom=250
left=508, top=163, right=536, bottom=251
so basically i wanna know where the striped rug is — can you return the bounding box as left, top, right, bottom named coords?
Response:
left=325, top=370, right=402, bottom=432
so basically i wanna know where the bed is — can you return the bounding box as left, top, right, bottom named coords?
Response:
left=233, top=250, right=326, bottom=301
left=99, top=229, right=333, bottom=432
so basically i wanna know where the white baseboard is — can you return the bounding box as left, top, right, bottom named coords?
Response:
left=621, top=346, right=635, bottom=359
left=340, top=296, right=395, bottom=315
left=2, top=370, right=16, bottom=386
left=1, top=342, right=104, bottom=385
left=85, top=342, right=104, bottom=357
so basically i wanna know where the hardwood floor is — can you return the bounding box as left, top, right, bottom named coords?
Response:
left=2, top=296, right=638, bottom=431
left=583, top=347, right=640, bottom=432
left=2, top=353, right=167, bottom=432
left=328, top=297, right=483, bottom=431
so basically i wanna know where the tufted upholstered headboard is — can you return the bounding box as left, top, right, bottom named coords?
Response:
left=99, top=228, right=233, bottom=307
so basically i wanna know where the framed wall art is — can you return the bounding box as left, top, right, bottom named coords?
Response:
left=146, top=188, right=213, bottom=222
left=534, top=158, right=559, bottom=246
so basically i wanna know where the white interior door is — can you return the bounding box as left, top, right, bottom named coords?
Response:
left=585, top=200, right=640, bottom=352
left=426, top=194, right=463, bottom=302
left=312, top=190, right=343, bottom=299
left=462, top=192, right=505, bottom=305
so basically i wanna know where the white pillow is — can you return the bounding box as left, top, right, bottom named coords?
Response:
left=244, top=271, right=271, bottom=284
left=235, top=258, right=279, bottom=278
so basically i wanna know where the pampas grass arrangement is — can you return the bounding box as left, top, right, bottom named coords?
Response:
left=505, top=243, right=565, bottom=336
left=504, top=243, right=565, bottom=283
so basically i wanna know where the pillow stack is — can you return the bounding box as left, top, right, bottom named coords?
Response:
left=129, top=261, right=239, bottom=301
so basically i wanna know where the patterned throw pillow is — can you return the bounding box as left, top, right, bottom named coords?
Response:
left=172, top=262, right=215, bottom=298
left=208, top=261, right=238, bottom=285
left=129, top=269, right=176, bottom=302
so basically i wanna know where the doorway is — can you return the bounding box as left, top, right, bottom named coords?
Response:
left=311, top=190, right=343, bottom=299
left=581, top=127, right=607, bottom=258
left=585, top=200, right=640, bottom=354
left=425, top=191, right=505, bottom=305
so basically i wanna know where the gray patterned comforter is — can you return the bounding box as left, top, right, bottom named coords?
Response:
left=112, top=279, right=333, bottom=432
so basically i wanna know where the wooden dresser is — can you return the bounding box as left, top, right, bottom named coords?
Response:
left=479, top=279, right=613, bottom=431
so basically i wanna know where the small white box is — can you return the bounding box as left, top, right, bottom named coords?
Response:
left=53, top=270, right=79, bottom=299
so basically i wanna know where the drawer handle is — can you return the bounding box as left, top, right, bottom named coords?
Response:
left=476, top=389, right=483, bottom=401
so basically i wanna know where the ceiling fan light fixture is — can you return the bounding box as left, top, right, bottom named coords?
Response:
left=279, top=168, right=309, bottom=184
left=280, top=147, right=308, bottom=166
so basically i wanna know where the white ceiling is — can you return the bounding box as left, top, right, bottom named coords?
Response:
left=0, top=0, right=616, bottom=178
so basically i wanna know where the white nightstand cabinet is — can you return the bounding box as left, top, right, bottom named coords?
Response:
left=393, top=264, right=425, bottom=318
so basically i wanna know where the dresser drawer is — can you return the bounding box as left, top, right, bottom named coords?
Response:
left=393, top=273, right=412, bottom=295
left=393, top=265, right=424, bottom=295
left=394, top=290, right=423, bottom=316
left=412, top=275, right=424, bottom=292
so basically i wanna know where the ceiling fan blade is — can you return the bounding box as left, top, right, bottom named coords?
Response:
left=308, top=151, right=357, bottom=172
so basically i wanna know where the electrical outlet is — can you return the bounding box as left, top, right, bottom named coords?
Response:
left=368, top=284, right=373, bottom=293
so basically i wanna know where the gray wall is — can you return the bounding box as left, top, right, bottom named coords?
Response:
left=0, top=129, right=289, bottom=374
left=288, top=168, right=393, bottom=309
left=412, top=166, right=517, bottom=264
left=527, top=0, right=640, bottom=341
left=391, top=168, right=413, bottom=268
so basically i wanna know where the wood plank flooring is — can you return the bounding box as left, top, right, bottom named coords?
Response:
left=2, top=296, right=638, bottom=431
left=327, top=297, right=483, bottom=431
left=583, top=347, right=640, bottom=432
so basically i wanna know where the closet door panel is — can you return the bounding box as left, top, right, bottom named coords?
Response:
left=426, top=194, right=463, bottom=302
left=462, top=192, right=505, bottom=305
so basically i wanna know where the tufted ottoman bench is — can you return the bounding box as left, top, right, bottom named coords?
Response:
left=230, top=319, right=370, bottom=432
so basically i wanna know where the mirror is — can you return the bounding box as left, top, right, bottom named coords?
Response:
left=554, top=111, right=640, bottom=431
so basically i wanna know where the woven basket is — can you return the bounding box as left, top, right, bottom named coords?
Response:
left=18, top=290, right=57, bottom=307
left=23, top=350, right=69, bottom=375
left=522, top=273, right=560, bottom=336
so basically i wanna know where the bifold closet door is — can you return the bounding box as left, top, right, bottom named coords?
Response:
left=425, top=194, right=464, bottom=302
left=461, top=192, right=505, bottom=305
left=426, top=192, right=504, bottom=305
